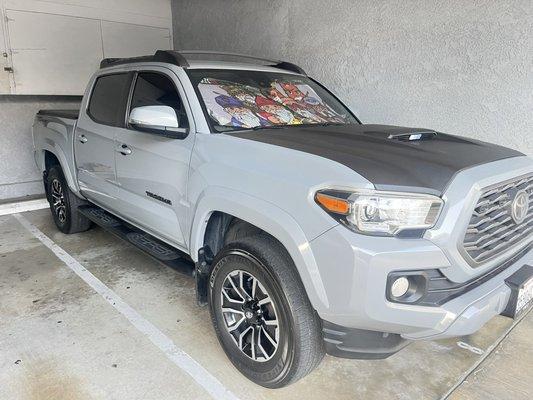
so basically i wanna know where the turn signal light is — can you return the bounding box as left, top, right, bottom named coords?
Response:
left=315, top=193, right=350, bottom=215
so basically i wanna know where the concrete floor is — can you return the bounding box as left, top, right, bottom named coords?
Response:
left=0, top=208, right=531, bottom=400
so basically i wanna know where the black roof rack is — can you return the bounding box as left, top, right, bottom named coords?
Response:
left=99, top=50, right=306, bottom=75
left=272, top=61, right=306, bottom=75
left=100, top=50, right=189, bottom=69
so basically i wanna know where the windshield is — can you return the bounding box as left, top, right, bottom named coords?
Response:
left=187, top=69, right=358, bottom=132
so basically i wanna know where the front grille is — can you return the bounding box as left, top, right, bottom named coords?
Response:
left=463, top=173, right=533, bottom=265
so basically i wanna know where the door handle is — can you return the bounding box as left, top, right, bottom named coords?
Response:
left=78, top=134, right=88, bottom=143
left=116, top=144, right=132, bottom=156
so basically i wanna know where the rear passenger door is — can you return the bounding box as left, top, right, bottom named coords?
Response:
left=75, top=72, right=133, bottom=211
left=114, top=69, right=194, bottom=248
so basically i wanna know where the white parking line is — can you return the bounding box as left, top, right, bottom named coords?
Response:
left=0, top=198, right=48, bottom=216
left=14, top=213, right=240, bottom=400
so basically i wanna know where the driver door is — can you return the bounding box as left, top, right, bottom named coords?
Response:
left=114, top=69, right=194, bottom=248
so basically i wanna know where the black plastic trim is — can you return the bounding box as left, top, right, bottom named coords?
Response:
left=501, top=265, right=533, bottom=318
left=86, top=71, right=134, bottom=128
left=100, top=50, right=190, bottom=69
left=195, top=246, right=214, bottom=306
left=322, top=320, right=410, bottom=359
left=387, top=243, right=533, bottom=307
left=37, top=109, right=79, bottom=119
left=271, top=61, right=306, bottom=75
left=100, top=50, right=307, bottom=76
left=78, top=204, right=194, bottom=276
left=386, top=272, right=429, bottom=304
left=178, top=50, right=306, bottom=75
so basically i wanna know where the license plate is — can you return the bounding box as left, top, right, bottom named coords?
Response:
left=502, top=265, right=533, bottom=319
left=516, top=278, right=533, bottom=315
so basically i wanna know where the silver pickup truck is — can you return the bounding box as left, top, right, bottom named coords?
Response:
left=33, top=50, right=533, bottom=388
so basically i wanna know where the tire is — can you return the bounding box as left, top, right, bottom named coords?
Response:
left=208, top=234, right=324, bottom=388
left=46, top=165, right=92, bottom=234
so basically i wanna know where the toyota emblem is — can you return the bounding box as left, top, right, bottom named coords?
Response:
left=511, top=190, right=529, bottom=224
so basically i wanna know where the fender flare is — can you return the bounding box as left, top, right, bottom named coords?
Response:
left=189, top=186, right=330, bottom=312
left=38, top=144, right=79, bottom=194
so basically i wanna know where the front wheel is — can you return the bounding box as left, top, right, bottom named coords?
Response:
left=208, top=234, right=324, bottom=388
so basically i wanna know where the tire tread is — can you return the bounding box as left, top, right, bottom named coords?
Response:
left=213, top=233, right=324, bottom=387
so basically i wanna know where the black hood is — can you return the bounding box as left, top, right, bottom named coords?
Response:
left=229, top=124, right=523, bottom=194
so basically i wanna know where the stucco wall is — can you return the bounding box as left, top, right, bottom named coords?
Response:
left=172, top=0, right=532, bottom=154
left=1, top=1, right=530, bottom=201
left=0, top=96, right=81, bottom=200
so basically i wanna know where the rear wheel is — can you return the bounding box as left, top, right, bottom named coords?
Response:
left=46, top=166, right=91, bottom=234
left=209, top=234, right=324, bottom=388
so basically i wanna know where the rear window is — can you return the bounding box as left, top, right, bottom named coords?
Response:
left=88, top=73, right=132, bottom=127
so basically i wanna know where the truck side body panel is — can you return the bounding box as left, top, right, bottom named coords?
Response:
left=33, top=112, right=81, bottom=195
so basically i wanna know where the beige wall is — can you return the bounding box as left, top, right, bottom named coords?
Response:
left=0, top=0, right=172, bottom=201
left=172, top=0, right=533, bottom=154
left=0, top=96, right=81, bottom=200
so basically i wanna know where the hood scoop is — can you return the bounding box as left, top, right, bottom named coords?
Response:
left=388, top=131, right=437, bottom=142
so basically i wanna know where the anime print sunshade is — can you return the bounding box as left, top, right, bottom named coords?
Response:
left=197, top=77, right=350, bottom=130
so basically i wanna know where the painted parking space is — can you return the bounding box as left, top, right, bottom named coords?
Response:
left=1, top=209, right=531, bottom=400
left=0, top=213, right=213, bottom=400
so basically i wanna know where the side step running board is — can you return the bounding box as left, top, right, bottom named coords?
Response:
left=78, top=205, right=194, bottom=276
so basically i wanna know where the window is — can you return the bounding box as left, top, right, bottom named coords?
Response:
left=130, top=72, right=189, bottom=128
left=88, top=73, right=132, bottom=126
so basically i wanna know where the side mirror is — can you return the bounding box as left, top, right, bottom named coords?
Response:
left=128, top=105, right=188, bottom=139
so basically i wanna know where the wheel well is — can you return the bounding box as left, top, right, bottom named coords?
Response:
left=203, top=212, right=263, bottom=257
left=195, top=212, right=265, bottom=305
left=43, top=151, right=61, bottom=201
left=44, top=150, right=60, bottom=172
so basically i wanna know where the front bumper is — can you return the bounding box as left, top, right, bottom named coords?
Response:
left=309, top=223, right=533, bottom=342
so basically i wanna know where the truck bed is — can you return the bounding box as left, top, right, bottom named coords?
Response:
left=37, top=109, right=79, bottom=119
left=33, top=108, right=80, bottom=193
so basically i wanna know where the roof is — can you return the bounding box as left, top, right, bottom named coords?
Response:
left=99, top=50, right=306, bottom=75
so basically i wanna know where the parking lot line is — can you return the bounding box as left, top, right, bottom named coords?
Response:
left=0, top=198, right=48, bottom=216
left=441, top=305, right=532, bottom=400
left=14, top=213, right=240, bottom=400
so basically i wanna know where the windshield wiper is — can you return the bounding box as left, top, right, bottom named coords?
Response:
left=302, top=122, right=346, bottom=128
left=251, top=122, right=347, bottom=131
left=220, top=122, right=349, bottom=133
left=251, top=124, right=290, bottom=131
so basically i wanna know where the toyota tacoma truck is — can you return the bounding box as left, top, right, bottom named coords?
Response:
left=32, top=50, right=533, bottom=388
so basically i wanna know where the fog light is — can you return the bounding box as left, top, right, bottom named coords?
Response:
left=391, top=276, right=410, bottom=298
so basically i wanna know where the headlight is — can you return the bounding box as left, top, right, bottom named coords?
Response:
left=315, top=189, right=443, bottom=236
